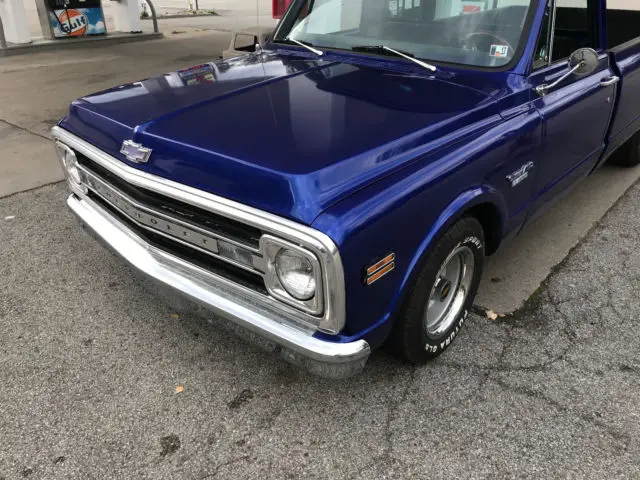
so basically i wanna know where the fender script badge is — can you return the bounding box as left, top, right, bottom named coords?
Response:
left=506, top=161, right=534, bottom=187
left=121, top=140, right=152, bottom=164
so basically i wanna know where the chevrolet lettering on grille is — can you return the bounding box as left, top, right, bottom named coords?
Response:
left=81, top=168, right=263, bottom=274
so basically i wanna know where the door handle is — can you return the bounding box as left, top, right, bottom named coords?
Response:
left=600, top=76, right=620, bottom=87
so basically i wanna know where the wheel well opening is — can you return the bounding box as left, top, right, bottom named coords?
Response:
left=467, top=203, right=501, bottom=256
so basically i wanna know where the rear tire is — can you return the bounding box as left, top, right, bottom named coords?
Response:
left=387, top=217, right=485, bottom=364
left=609, top=132, right=640, bottom=167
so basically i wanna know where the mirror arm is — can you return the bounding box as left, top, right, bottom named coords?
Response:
left=535, top=61, right=584, bottom=96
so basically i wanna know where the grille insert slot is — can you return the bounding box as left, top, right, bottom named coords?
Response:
left=74, top=151, right=270, bottom=295
left=76, top=152, right=262, bottom=250
left=79, top=166, right=264, bottom=275
left=88, top=192, right=268, bottom=294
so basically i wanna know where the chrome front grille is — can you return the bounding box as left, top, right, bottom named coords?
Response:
left=76, top=163, right=266, bottom=277
left=53, top=126, right=347, bottom=334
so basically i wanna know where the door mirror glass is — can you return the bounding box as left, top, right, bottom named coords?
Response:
left=568, top=48, right=599, bottom=76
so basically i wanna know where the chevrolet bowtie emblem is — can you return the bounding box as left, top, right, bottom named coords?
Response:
left=120, top=140, right=152, bottom=164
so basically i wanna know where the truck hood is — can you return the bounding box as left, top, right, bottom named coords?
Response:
left=60, top=51, right=498, bottom=225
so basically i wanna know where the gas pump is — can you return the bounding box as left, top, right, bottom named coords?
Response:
left=46, top=0, right=106, bottom=38
left=272, top=0, right=293, bottom=19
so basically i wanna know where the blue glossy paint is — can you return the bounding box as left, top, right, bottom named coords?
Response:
left=60, top=51, right=507, bottom=225
left=312, top=106, right=541, bottom=342
left=59, top=0, right=640, bottom=349
left=605, top=39, right=640, bottom=156
left=525, top=52, right=615, bottom=213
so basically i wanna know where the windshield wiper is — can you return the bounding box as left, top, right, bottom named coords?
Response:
left=351, top=45, right=436, bottom=72
left=280, top=37, right=324, bottom=56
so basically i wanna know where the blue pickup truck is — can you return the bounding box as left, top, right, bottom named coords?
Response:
left=54, top=0, right=640, bottom=377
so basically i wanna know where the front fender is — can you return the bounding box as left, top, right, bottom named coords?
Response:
left=313, top=182, right=507, bottom=347
left=385, top=187, right=508, bottom=341
left=401, top=185, right=507, bottom=294
left=312, top=108, right=541, bottom=348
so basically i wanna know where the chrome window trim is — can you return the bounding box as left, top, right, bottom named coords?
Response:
left=271, top=0, right=297, bottom=42
left=52, top=126, right=346, bottom=334
left=548, top=0, right=557, bottom=66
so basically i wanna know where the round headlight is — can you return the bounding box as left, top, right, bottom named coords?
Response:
left=275, top=249, right=316, bottom=301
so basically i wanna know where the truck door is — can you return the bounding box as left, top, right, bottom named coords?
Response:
left=602, top=3, right=640, bottom=158
left=526, top=0, right=616, bottom=211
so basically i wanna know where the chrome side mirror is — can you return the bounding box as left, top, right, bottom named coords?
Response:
left=568, top=47, right=599, bottom=76
left=536, top=48, right=600, bottom=96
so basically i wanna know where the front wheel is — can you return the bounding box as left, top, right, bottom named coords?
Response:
left=387, top=217, right=485, bottom=364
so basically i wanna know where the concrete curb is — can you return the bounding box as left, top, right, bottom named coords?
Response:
left=0, top=32, right=163, bottom=57
left=142, top=13, right=218, bottom=20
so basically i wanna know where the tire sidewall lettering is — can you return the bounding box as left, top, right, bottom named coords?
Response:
left=463, top=235, right=483, bottom=252
left=422, top=233, right=481, bottom=354
left=425, top=308, right=468, bottom=353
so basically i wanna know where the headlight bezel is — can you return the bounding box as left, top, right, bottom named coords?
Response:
left=261, top=235, right=324, bottom=316
left=55, top=140, right=87, bottom=194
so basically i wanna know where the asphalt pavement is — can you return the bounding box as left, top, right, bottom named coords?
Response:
left=1, top=177, right=639, bottom=478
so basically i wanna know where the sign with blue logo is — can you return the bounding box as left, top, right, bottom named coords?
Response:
left=49, top=7, right=106, bottom=38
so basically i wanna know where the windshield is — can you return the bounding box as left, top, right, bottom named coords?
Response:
left=274, top=0, right=535, bottom=68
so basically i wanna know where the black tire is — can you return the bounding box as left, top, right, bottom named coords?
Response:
left=387, top=217, right=485, bottom=364
left=608, top=132, right=640, bottom=167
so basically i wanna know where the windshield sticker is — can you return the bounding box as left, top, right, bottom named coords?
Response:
left=461, top=0, right=486, bottom=14
left=490, top=45, right=509, bottom=58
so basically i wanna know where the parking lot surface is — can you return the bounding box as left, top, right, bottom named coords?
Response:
left=1, top=176, right=639, bottom=478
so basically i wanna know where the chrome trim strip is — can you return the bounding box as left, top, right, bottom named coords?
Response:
left=52, top=126, right=346, bottom=334
left=80, top=165, right=264, bottom=275
left=79, top=164, right=260, bottom=254
left=67, top=194, right=369, bottom=373
left=548, top=0, right=557, bottom=67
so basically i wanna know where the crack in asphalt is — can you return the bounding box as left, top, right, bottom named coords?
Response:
left=486, top=376, right=632, bottom=451
left=354, top=366, right=417, bottom=477
left=0, top=118, right=51, bottom=141
left=385, top=366, right=416, bottom=448
left=605, top=289, right=628, bottom=320
left=0, top=179, right=66, bottom=201
left=198, top=455, right=251, bottom=479
left=438, top=256, right=637, bottom=453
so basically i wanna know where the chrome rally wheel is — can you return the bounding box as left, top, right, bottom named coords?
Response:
left=425, top=246, right=475, bottom=338
left=387, top=217, right=485, bottom=364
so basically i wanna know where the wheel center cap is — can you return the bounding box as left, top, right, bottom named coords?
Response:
left=440, top=281, right=452, bottom=301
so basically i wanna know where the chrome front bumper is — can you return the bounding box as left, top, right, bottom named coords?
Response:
left=67, top=193, right=370, bottom=378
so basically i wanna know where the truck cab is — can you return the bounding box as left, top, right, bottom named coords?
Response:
left=54, top=0, right=640, bottom=377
